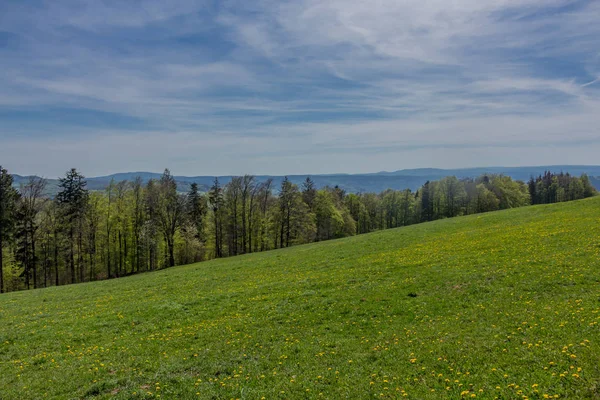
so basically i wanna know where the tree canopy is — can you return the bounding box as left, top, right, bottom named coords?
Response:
left=0, top=168, right=595, bottom=293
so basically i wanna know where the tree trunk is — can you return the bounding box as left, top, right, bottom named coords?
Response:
left=135, top=235, right=140, bottom=273
left=280, top=209, right=285, bottom=249
left=286, top=205, right=291, bottom=247
left=106, top=214, right=111, bottom=279
left=89, top=245, right=95, bottom=281
left=232, top=200, right=238, bottom=256
left=114, top=233, right=119, bottom=278
left=118, top=230, right=122, bottom=276
left=90, top=231, right=96, bottom=281
left=54, top=229, right=59, bottom=286
left=44, top=232, right=49, bottom=287
left=32, top=232, right=37, bottom=289
left=0, top=233, right=4, bottom=293
left=241, top=197, right=247, bottom=254
left=261, top=201, right=268, bottom=252
left=69, top=227, right=75, bottom=284
left=169, top=239, right=175, bottom=267
left=124, top=232, right=128, bottom=274
left=25, top=230, right=30, bottom=290
left=248, top=196, right=254, bottom=254
left=78, top=228, right=84, bottom=283
left=214, top=214, right=220, bottom=258
left=106, top=236, right=111, bottom=279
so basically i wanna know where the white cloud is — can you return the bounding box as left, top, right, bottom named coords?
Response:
left=0, top=0, right=599, bottom=175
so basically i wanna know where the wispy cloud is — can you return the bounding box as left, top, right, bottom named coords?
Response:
left=0, top=0, right=599, bottom=176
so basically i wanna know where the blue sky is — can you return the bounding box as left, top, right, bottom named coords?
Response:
left=1, top=0, right=599, bottom=177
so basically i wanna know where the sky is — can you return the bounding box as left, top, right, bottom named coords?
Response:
left=1, top=0, right=599, bottom=177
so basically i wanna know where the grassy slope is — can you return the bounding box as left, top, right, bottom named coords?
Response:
left=1, top=199, right=600, bottom=400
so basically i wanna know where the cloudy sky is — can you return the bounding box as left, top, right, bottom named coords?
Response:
left=1, top=0, right=599, bottom=177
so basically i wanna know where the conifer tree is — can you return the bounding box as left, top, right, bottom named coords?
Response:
left=56, top=168, right=88, bottom=284
left=0, top=167, right=19, bottom=293
left=302, top=177, right=317, bottom=211
left=187, top=183, right=207, bottom=243
left=208, top=178, right=224, bottom=258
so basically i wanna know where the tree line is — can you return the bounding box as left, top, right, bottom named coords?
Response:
left=0, top=166, right=596, bottom=293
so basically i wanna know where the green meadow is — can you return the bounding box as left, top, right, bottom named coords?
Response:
left=1, top=198, right=599, bottom=399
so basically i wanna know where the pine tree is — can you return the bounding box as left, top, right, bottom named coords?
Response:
left=419, top=181, right=432, bottom=222
left=56, top=168, right=88, bottom=284
left=581, top=174, right=596, bottom=198
left=187, top=182, right=207, bottom=243
left=302, top=177, right=317, bottom=211
left=208, top=178, right=224, bottom=258
left=527, top=177, right=537, bottom=205
left=0, top=167, right=19, bottom=293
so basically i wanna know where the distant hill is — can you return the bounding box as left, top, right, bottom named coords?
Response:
left=12, top=165, right=600, bottom=195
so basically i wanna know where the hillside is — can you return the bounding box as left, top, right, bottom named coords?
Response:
left=12, top=165, right=600, bottom=195
left=1, top=198, right=600, bottom=399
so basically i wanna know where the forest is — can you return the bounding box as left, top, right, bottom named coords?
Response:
left=0, top=166, right=596, bottom=293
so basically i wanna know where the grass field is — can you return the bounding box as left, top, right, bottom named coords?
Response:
left=1, top=198, right=599, bottom=399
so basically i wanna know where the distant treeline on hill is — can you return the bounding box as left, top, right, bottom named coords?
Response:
left=0, top=166, right=596, bottom=293
left=11, top=166, right=600, bottom=196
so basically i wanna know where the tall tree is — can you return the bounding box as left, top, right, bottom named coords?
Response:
left=145, top=179, right=160, bottom=271
left=14, top=200, right=32, bottom=289
left=419, top=181, right=433, bottom=222
left=208, top=178, right=224, bottom=258
left=86, top=193, right=101, bottom=281
left=15, top=177, right=47, bottom=288
left=187, top=183, right=207, bottom=244
left=131, top=177, right=145, bottom=273
left=527, top=177, right=537, bottom=205
left=302, top=177, right=317, bottom=211
left=439, top=176, right=465, bottom=218
left=157, top=169, right=185, bottom=268
left=105, top=179, right=115, bottom=278
left=247, top=178, right=260, bottom=253
left=225, top=177, right=242, bottom=256
left=0, top=167, right=19, bottom=293
left=56, top=168, right=88, bottom=284
left=278, top=178, right=306, bottom=247
left=41, top=201, right=61, bottom=286
left=314, top=190, right=343, bottom=241
left=278, top=178, right=293, bottom=248
left=258, top=179, right=273, bottom=252
left=581, top=174, right=596, bottom=198
left=114, top=181, right=128, bottom=276
left=240, top=175, right=255, bottom=254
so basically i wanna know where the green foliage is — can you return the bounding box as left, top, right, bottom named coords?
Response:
left=529, top=172, right=597, bottom=205
left=484, top=175, right=530, bottom=209
left=0, top=168, right=596, bottom=293
left=314, top=190, right=343, bottom=241
left=1, top=198, right=599, bottom=398
left=475, top=183, right=500, bottom=213
left=0, top=166, right=19, bottom=293
left=56, top=169, right=89, bottom=284
left=56, top=168, right=88, bottom=223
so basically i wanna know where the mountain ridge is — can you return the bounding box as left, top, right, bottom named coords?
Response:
left=11, top=165, right=600, bottom=194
